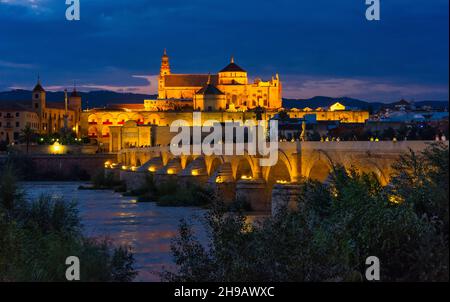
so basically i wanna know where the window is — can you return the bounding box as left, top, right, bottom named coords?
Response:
left=35, top=103, right=39, bottom=109
left=35, top=93, right=39, bottom=98
left=16, top=122, right=20, bottom=128
left=16, top=112, right=20, bottom=117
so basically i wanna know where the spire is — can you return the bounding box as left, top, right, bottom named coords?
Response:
left=160, top=48, right=171, bottom=76
left=33, top=74, right=45, bottom=92
left=231, top=56, right=234, bottom=64
left=207, top=73, right=211, bottom=85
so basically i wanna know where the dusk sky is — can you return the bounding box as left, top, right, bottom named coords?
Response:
left=0, top=0, right=448, bottom=102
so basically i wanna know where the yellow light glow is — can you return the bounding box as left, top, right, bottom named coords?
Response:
left=131, top=166, right=137, bottom=171
left=104, top=161, right=112, bottom=168
left=121, top=165, right=129, bottom=170
left=191, top=170, right=199, bottom=176
left=389, top=195, right=403, bottom=204
left=215, top=176, right=224, bottom=183
left=50, top=142, right=63, bottom=154
left=241, top=175, right=253, bottom=180
left=167, top=168, right=175, bottom=175
left=148, top=167, right=157, bottom=172
left=276, top=180, right=289, bottom=184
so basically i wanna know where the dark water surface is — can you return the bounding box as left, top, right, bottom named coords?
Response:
left=21, top=182, right=207, bottom=282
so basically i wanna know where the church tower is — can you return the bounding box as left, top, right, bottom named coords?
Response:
left=32, top=76, right=46, bottom=111
left=158, top=49, right=171, bottom=99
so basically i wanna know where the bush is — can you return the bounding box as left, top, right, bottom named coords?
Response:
left=0, top=167, right=138, bottom=282
left=163, top=143, right=449, bottom=282
left=134, top=174, right=214, bottom=207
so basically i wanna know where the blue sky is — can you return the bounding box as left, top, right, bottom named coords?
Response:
left=0, top=0, right=448, bottom=102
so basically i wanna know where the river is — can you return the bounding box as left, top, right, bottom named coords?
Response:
left=20, top=182, right=208, bottom=282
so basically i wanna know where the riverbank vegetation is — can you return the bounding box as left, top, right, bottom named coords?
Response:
left=127, top=175, right=214, bottom=207
left=0, top=165, right=137, bottom=282
left=164, top=143, right=449, bottom=282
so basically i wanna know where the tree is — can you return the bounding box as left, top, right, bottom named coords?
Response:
left=0, top=168, right=138, bottom=282
left=19, top=125, right=35, bottom=154
left=164, top=143, right=449, bottom=282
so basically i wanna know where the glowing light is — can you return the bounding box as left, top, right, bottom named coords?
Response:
left=167, top=168, right=175, bottom=175
left=389, top=195, right=403, bottom=204
left=215, top=176, right=224, bottom=183
left=191, top=170, right=199, bottom=176
left=50, top=142, right=63, bottom=154
left=241, top=175, right=253, bottom=180
left=276, top=180, right=289, bottom=184
left=121, top=165, right=129, bottom=170
left=148, top=166, right=157, bottom=172
left=104, top=161, right=112, bottom=168
left=131, top=166, right=137, bottom=172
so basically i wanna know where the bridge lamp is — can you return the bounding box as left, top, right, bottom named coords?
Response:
left=121, top=165, right=129, bottom=170
left=191, top=170, right=199, bottom=176
left=167, top=168, right=175, bottom=175
left=149, top=166, right=157, bottom=172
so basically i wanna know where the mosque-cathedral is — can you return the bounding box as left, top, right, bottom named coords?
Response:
left=1, top=50, right=369, bottom=151
left=78, top=50, right=368, bottom=151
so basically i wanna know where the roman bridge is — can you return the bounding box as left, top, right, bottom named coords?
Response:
left=110, top=141, right=440, bottom=212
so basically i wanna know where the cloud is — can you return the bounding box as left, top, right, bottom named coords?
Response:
left=9, top=74, right=160, bottom=95
left=0, top=60, right=35, bottom=69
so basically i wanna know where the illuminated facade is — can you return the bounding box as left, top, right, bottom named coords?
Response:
left=155, top=50, right=283, bottom=111
left=0, top=79, right=82, bottom=142
left=80, top=51, right=369, bottom=151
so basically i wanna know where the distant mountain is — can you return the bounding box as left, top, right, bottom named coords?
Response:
left=282, top=96, right=384, bottom=111
left=0, top=89, right=157, bottom=109
left=282, top=96, right=448, bottom=112
left=1, top=90, right=447, bottom=111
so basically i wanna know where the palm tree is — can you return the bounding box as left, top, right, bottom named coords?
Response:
left=20, top=125, right=35, bottom=154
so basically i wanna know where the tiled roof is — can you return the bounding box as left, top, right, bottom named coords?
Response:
left=196, top=84, right=224, bottom=96
left=164, top=74, right=218, bottom=87
left=106, top=104, right=146, bottom=110
left=219, top=62, right=246, bottom=73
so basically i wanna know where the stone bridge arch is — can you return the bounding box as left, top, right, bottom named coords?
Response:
left=263, top=149, right=294, bottom=183
left=306, top=150, right=335, bottom=182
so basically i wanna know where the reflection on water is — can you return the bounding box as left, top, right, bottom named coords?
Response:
left=21, top=182, right=207, bottom=282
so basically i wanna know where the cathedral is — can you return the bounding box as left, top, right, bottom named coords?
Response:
left=154, top=50, right=283, bottom=111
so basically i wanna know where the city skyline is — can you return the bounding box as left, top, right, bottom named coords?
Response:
left=0, top=0, right=448, bottom=102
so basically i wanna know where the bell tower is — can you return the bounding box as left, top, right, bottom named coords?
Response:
left=160, top=48, right=171, bottom=76
left=158, top=49, right=171, bottom=99
left=32, top=75, right=46, bottom=112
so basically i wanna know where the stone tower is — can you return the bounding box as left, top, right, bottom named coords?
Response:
left=69, top=85, right=82, bottom=136
left=158, top=49, right=171, bottom=99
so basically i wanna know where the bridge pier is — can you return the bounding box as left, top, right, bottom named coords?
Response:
left=178, top=157, right=209, bottom=188
left=207, top=162, right=236, bottom=204
left=236, top=179, right=269, bottom=211
left=271, top=183, right=302, bottom=216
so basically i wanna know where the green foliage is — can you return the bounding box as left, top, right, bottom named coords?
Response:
left=135, top=174, right=214, bottom=207
left=91, top=170, right=123, bottom=189
left=0, top=168, right=137, bottom=282
left=164, top=143, right=449, bottom=282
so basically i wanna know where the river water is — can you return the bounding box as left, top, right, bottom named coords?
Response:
left=20, top=182, right=208, bottom=282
